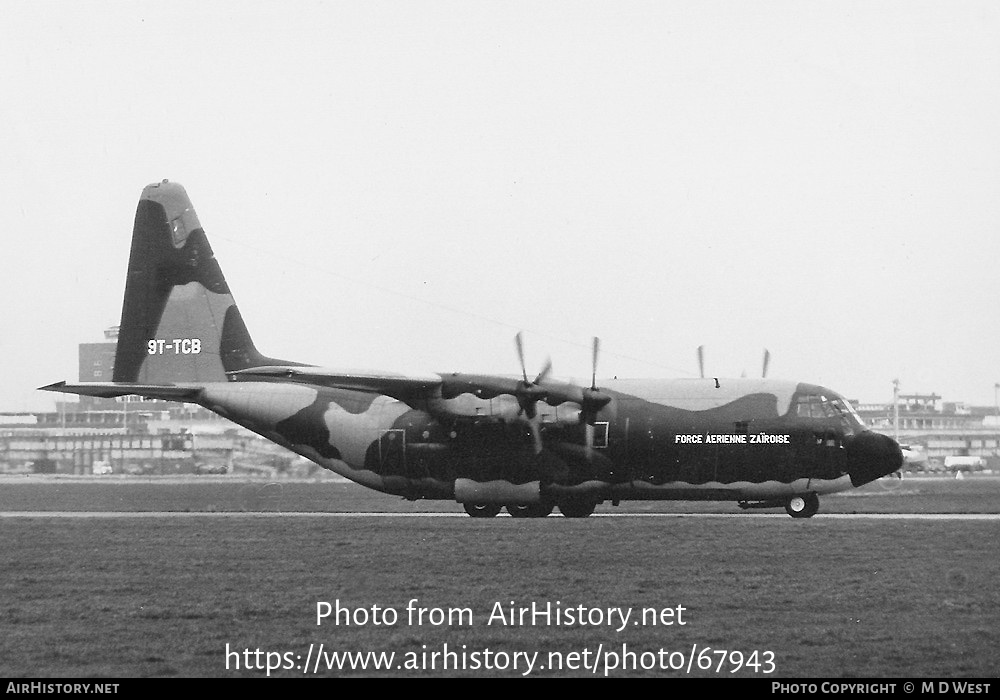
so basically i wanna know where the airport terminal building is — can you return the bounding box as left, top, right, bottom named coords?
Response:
left=0, top=328, right=303, bottom=476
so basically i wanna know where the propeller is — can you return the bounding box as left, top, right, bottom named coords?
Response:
left=697, top=345, right=705, bottom=379
left=511, top=333, right=610, bottom=457
left=515, top=332, right=552, bottom=386
left=580, top=336, right=611, bottom=459
left=513, top=332, right=552, bottom=453
left=762, top=348, right=771, bottom=379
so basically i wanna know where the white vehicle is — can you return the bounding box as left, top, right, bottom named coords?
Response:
left=943, top=455, right=983, bottom=473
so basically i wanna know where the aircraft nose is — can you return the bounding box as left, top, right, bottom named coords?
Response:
left=845, top=431, right=904, bottom=487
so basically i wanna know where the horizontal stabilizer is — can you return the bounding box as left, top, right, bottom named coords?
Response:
left=39, top=381, right=203, bottom=401
left=227, top=366, right=442, bottom=400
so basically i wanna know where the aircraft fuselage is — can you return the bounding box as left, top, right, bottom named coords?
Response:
left=196, top=375, right=899, bottom=509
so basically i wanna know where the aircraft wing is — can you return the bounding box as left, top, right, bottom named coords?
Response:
left=44, top=368, right=597, bottom=420
left=227, top=366, right=444, bottom=402
left=229, top=366, right=595, bottom=412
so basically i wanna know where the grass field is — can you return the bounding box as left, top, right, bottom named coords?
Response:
left=1, top=475, right=998, bottom=678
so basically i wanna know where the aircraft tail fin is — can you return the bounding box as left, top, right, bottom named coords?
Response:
left=112, top=180, right=289, bottom=384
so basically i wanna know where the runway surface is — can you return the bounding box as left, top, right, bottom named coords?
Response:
left=1, top=511, right=997, bottom=520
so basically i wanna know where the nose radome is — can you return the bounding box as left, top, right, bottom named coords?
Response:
left=845, top=431, right=904, bottom=487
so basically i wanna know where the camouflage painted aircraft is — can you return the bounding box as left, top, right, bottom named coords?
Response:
left=42, top=181, right=903, bottom=518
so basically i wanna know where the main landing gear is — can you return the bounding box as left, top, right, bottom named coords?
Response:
left=463, top=503, right=502, bottom=518
left=461, top=501, right=598, bottom=518
left=506, top=503, right=554, bottom=518
left=784, top=493, right=820, bottom=519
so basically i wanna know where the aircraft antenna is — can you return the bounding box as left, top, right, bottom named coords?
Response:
left=515, top=332, right=529, bottom=384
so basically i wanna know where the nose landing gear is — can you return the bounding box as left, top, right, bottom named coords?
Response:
left=784, top=493, right=820, bottom=518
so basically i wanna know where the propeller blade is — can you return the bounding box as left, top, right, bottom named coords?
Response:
left=579, top=336, right=610, bottom=460
left=762, top=348, right=771, bottom=378
left=591, top=337, right=600, bottom=390
left=515, top=332, right=529, bottom=384
left=512, top=333, right=551, bottom=452
left=530, top=418, right=543, bottom=454
left=697, top=345, right=705, bottom=379
left=534, top=357, right=553, bottom=385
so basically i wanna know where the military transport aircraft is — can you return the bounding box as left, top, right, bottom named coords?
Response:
left=42, top=181, right=903, bottom=518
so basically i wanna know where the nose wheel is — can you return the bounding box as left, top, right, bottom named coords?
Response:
left=785, top=493, right=819, bottom=518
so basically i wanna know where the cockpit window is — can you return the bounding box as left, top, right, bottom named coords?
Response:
left=794, top=393, right=865, bottom=432
left=830, top=396, right=866, bottom=429
left=795, top=395, right=813, bottom=418
left=795, top=394, right=833, bottom=418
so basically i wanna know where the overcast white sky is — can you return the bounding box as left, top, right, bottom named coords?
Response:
left=2, top=1, right=998, bottom=412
